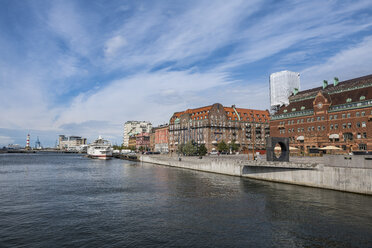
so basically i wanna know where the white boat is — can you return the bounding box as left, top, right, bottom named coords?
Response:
left=87, top=136, right=113, bottom=160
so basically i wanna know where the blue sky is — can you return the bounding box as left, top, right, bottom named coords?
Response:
left=1, top=0, right=372, bottom=147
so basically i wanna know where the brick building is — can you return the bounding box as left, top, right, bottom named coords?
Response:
left=154, top=124, right=169, bottom=153
left=270, top=74, right=372, bottom=153
left=128, top=135, right=137, bottom=149
left=169, top=103, right=270, bottom=153
left=136, top=132, right=150, bottom=150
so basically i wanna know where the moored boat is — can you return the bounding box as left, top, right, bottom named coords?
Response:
left=87, top=136, right=113, bottom=160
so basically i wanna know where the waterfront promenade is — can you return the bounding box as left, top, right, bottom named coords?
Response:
left=140, top=154, right=372, bottom=195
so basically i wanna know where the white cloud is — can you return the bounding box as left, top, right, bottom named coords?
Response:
left=104, top=35, right=127, bottom=58
left=301, top=36, right=372, bottom=88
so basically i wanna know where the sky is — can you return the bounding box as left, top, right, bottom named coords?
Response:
left=1, top=0, right=372, bottom=147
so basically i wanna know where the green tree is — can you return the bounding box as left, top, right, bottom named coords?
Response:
left=229, top=140, right=239, bottom=152
left=198, top=144, right=208, bottom=156
left=217, top=141, right=228, bottom=153
left=177, top=144, right=184, bottom=155
left=139, top=146, right=145, bottom=152
left=182, top=141, right=197, bottom=156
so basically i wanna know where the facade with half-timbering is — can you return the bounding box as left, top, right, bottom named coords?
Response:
left=270, top=74, right=372, bottom=153
left=168, top=103, right=270, bottom=153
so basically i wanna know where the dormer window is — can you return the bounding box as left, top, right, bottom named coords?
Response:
left=346, top=98, right=352, bottom=103
left=301, top=106, right=305, bottom=110
left=283, top=109, right=287, bottom=113
left=360, top=96, right=366, bottom=101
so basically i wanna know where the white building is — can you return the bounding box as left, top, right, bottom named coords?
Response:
left=270, top=70, right=300, bottom=113
left=123, top=121, right=152, bottom=147
left=58, top=135, right=87, bottom=150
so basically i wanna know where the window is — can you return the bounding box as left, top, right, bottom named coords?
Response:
left=317, top=117, right=320, bottom=121
left=288, top=121, right=291, bottom=125
left=330, top=124, right=333, bottom=130
left=342, top=114, right=346, bottom=119
left=362, top=111, right=365, bottom=116
left=360, top=96, right=366, bottom=101
left=363, top=132, right=367, bottom=138
left=343, top=133, right=353, bottom=141
left=347, top=113, right=351, bottom=118
left=362, top=122, right=366, bottom=127
left=322, top=126, right=325, bottom=130
left=311, top=118, right=314, bottom=122
left=298, top=128, right=300, bottom=132
left=311, top=126, right=315, bottom=131
left=334, top=115, right=338, bottom=120
left=307, top=118, right=310, bottom=122
left=357, top=133, right=361, bottom=139
left=356, top=112, right=360, bottom=117
left=335, top=124, right=338, bottom=129
left=329, top=116, right=333, bottom=120
left=321, top=116, right=325, bottom=121
left=308, top=127, right=311, bottom=131
left=297, top=120, right=300, bottom=124
left=317, top=126, right=320, bottom=131
left=357, top=122, right=361, bottom=128
left=359, top=144, right=367, bottom=150
left=342, top=123, right=346, bottom=129
left=346, top=98, right=352, bottom=103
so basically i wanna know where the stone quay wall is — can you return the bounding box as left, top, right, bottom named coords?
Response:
left=139, top=155, right=372, bottom=195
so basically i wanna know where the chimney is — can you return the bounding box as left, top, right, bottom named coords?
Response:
left=334, top=77, right=339, bottom=86
left=293, top=88, right=299, bottom=96
left=323, top=80, right=328, bottom=89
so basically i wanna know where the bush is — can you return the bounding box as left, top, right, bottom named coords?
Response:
left=217, top=141, right=228, bottom=152
left=198, top=144, right=207, bottom=156
left=182, top=141, right=197, bottom=156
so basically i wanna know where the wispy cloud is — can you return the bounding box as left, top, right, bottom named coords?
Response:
left=0, top=0, right=372, bottom=146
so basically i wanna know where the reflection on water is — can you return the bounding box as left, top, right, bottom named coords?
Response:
left=0, top=153, right=371, bottom=247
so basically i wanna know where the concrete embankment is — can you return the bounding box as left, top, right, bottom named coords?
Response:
left=139, top=155, right=372, bottom=195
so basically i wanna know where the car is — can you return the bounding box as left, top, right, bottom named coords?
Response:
left=210, top=150, right=218, bottom=155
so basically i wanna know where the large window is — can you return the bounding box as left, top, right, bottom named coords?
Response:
left=359, top=144, right=367, bottom=151
left=343, top=132, right=353, bottom=141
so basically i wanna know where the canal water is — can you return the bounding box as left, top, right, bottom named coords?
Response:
left=0, top=153, right=372, bottom=248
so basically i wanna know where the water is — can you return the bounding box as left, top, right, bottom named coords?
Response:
left=0, top=153, right=372, bottom=248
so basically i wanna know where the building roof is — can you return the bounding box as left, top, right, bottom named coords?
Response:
left=275, top=74, right=372, bottom=116
left=170, top=103, right=270, bottom=124
left=289, top=74, right=372, bottom=101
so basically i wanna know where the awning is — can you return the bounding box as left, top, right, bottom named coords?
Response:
left=319, top=145, right=341, bottom=150
left=296, top=136, right=304, bottom=141
left=329, top=134, right=339, bottom=139
left=212, top=141, right=217, bottom=144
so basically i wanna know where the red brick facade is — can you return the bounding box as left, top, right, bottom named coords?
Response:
left=270, top=75, right=372, bottom=153
left=169, top=103, right=270, bottom=153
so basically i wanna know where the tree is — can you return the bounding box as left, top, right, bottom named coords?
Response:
left=139, top=146, right=145, bottom=152
left=198, top=144, right=207, bottom=156
left=177, top=144, right=184, bottom=155
left=229, top=140, right=239, bottom=152
left=182, top=141, right=197, bottom=156
left=217, top=141, right=228, bottom=153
